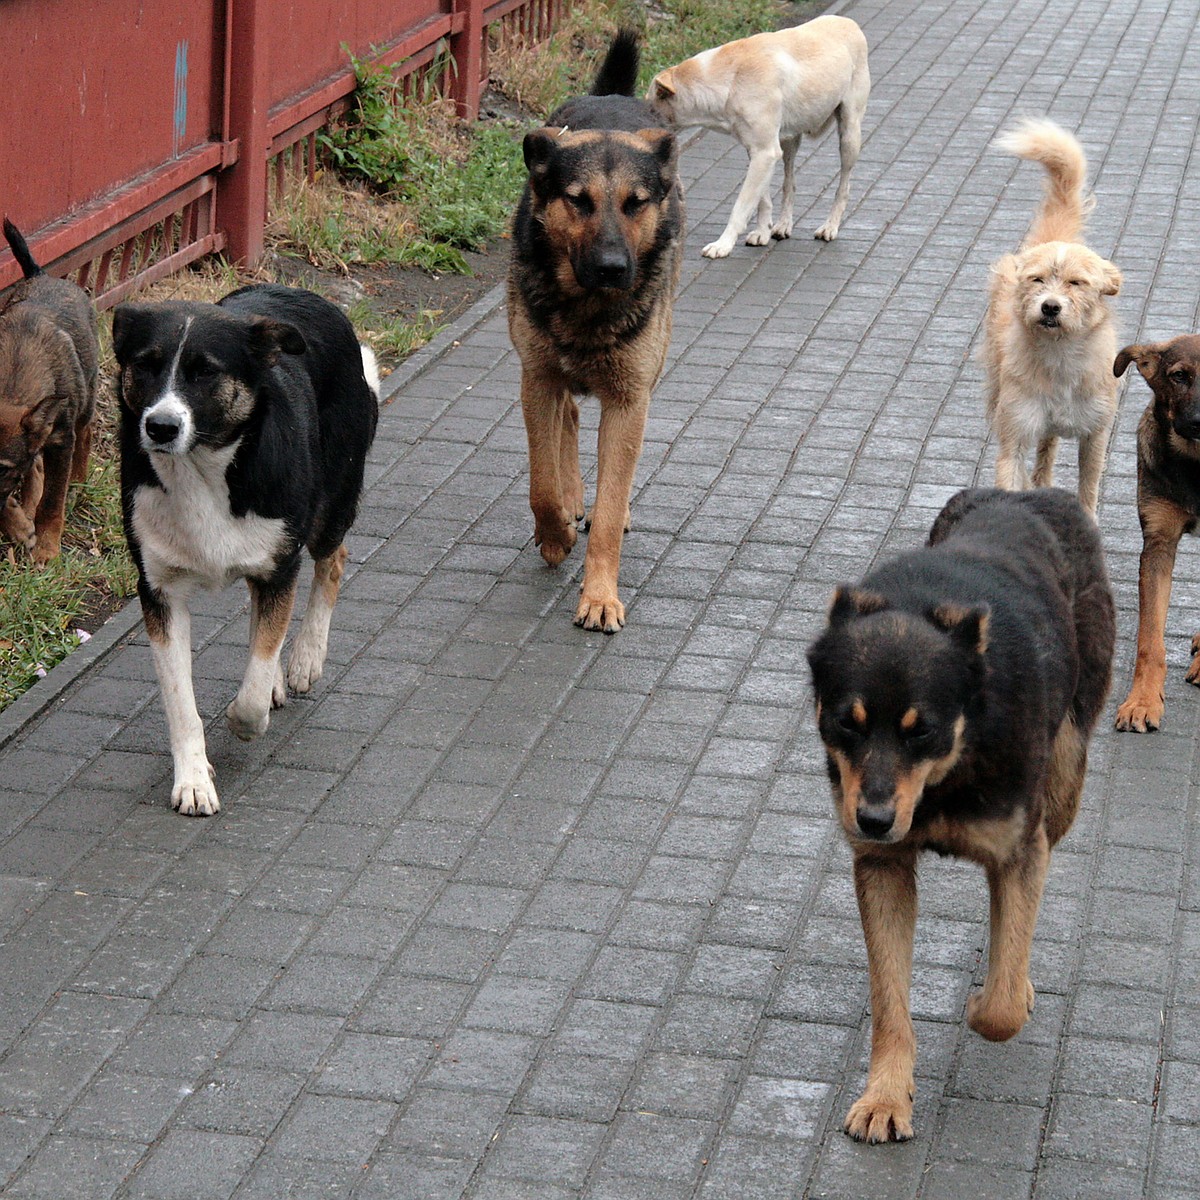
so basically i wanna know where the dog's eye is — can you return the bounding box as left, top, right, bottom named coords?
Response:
left=1030, top=276, right=1045, bottom=285
left=836, top=713, right=863, bottom=738
left=623, top=195, right=649, bottom=216
left=565, top=192, right=594, bottom=215
left=903, top=724, right=935, bottom=746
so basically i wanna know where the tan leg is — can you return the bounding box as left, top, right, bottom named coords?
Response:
left=70, top=417, right=93, bottom=484
left=521, top=367, right=577, bottom=567
left=815, top=100, right=863, bottom=242
left=1, top=455, right=41, bottom=550
left=968, top=826, right=1048, bottom=1042
left=288, top=544, right=347, bottom=693
left=1115, top=497, right=1188, bottom=731
left=575, top=390, right=649, bottom=633
left=559, top=397, right=584, bottom=524
left=1042, top=714, right=1087, bottom=848
left=227, top=576, right=297, bottom=741
left=1032, top=436, right=1059, bottom=488
left=1076, top=423, right=1111, bottom=517
left=844, top=848, right=918, bottom=1143
left=31, top=438, right=73, bottom=566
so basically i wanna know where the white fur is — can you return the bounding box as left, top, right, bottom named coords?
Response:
left=360, top=343, right=381, bottom=400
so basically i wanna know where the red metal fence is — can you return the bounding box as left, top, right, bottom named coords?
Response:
left=1, top=0, right=563, bottom=309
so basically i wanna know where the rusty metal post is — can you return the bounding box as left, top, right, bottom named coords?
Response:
left=450, top=0, right=485, bottom=119
left=221, top=0, right=270, bottom=265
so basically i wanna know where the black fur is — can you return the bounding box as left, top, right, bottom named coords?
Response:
left=3, top=217, right=44, bottom=279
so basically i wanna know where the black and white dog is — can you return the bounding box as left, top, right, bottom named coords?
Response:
left=112, top=284, right=379, bottom=816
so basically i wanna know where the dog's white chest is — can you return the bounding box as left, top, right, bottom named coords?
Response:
left=133, top=444, right=288, bottom=591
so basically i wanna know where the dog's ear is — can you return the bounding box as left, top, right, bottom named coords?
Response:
left=1098, top=259, right=1122, bottom=296
left=1114, top=342, right=1163, bottom=381
left=247, top=317, right=306, bottom=366
left=636, top=128, right=678, bottom=191
left=651, top=72, right=675, bottom=101
left=828, top=586, right=889, bottom=623
left=111, top=304, right=153, bottom=364
left=929, top=603, right=990, bottom=655
left=523, top=129, right=562, bottom=197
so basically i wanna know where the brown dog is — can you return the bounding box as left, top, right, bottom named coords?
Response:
left=508, top=31, right=683, bottom=632
left=0, top=219, right=98, bottom=565
left=1113, top=335, right=1200, bottom=732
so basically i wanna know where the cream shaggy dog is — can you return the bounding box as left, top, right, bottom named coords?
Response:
left=646, top=15, right=869, bottom=258
left=981, top=119, right=1122, bottom=517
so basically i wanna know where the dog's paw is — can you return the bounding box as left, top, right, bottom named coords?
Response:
left=226, top=697, right=270, bottom=741
left=770, top=221, right=794, bottom=241
left=701, top=238, right=734, bottom=259
left=287, top=639, right=325, bottom=696
left=814, top=222, right=840, bottom=242
left=30, top=536, right=61, bottom=569
left=844, top=1092, right=914, bottom=1144
left=535, top=517, right=577, bottom=568
left=745, top=229, right=771, bottom=247
left=574, top=590, right=625, bottom=634
left=172, top=763, right=219, bottom=817
left=1, top=498, right=36, bottom=550
left=1114, top=690, right=1163, bottom=733
left=967, top=984, right=1032, bottom=1042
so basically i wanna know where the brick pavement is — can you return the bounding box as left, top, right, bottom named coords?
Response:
left=2, top=0, right=1199, bottom=1195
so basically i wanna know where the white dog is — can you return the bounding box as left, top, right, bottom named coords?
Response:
left=647, top=15, right=869, bottom=258
left=982, top=119, right=1122, bottom=517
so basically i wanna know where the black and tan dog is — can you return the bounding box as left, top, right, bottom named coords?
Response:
left=807, top=487, right=1114, bottom=1143
left=1113, top=335, right=1200, bottom=732
left=508, top=29, right=683, bottom=632
left=0, top=218, right=98, bottom=564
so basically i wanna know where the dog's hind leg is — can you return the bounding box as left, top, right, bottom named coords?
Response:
left=1032, top=436, right=1058, bottom=489
left=144, top=585, right=219, bottom=816
left=770, top=136, right=800, bottom=241
left=815, top=100, right=863, bottom=242
left=227, top=574, right=298, bottom=741
left=968, top=827, right=1048, bottom=1042
left=288, top=544, right=348, bottom=694
left=844, top=847, right=918, bottom=1144
left=1115, top=497, right=1188, bottom=731
left=1043, top=713, right=1086, bottom=847
left=70, top=415, right=93, bottom=484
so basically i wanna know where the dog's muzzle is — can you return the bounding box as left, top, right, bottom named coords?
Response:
left=855, top=797, right=897, bottom=841
left=140, top=398, right=193, bottom=455
left=1038, top=300, right=1062, bottom=328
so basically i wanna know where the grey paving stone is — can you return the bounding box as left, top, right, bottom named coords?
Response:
left=122, top=1128, right=261, bottom=1199
left=2, top=1132, right=145, bottom=1200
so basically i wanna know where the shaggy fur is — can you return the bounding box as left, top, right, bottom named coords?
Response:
left=647, top=15, right=869, bottom=257
left=981, top=120, right=1122, bottom=516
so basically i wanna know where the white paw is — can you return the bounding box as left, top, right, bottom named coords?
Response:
left=770, top=221, right=793, bottom=240
left=172, top=762, right=219, bottom=816
left=814, top=221, right=840, bottom=241
left=701, top=238, right=734, bottom=259
left=272, top=661, right=287, bottom=709
left=287, top=639, right=326, bottom=695
left=745, top=229, right=771, bottom=246
left=226, top=696, right=270, bottom=741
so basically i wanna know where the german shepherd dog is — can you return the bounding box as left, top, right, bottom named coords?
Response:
left=0, top=219, right=98, bottom=564
left=807, top=488, right=1114, bottom=1142
left=508, top=29, right=683, bottom=632
left=1113, top=335, right=1200, bottom=732
left=113, top=285, right=379, bottom=815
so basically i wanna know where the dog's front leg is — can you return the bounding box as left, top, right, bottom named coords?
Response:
left=521, top=368, right=577, bottom=566
left=30, top=435, right=73, bottom=566
left=703, top=143, right=781, bottom=258
left=845, top=847, right=918, bottom=1143
left=968, top=827, right=1048, bottom=1041
left=1115, top=499, right=1187, bottom=731
left=1, top=456, right=45, bottom=551
left=575, top=389, right=649, bottom=632
left=228, top=573, right=298, bottom=740
left=1075, top=424, right=1111, bottom=517
left=143, top=584, right=219, bottom=816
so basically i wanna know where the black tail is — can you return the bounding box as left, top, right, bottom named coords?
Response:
left=590, top=28, right=639, bottom=97
left=3, top=218, right=43, bottom=279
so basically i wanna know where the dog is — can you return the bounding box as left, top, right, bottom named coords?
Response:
left=646, top=14, right=868, bottom=257
left=1112, top=335, right=1200, bottom=732
left=508, top=29, right=683, bottom=632
left=112, top=284, right=379, bottom=815
left=807, top=487, right=1114, bottom=1143
left=0, top=218, right=98, bottom=564
left=981, top=119, right=1122, bottom=516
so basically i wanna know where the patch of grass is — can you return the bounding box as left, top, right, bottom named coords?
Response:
left=346, top=299, right=446, bottom=360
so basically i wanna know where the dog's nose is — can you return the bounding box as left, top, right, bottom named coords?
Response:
left=1041, top=300, right=1062, bottom=318
left=592, top=251, right=633, bottom=289
left=855, top=801, right=896, bottom=840
left=143, top=414, right=182, bottom=446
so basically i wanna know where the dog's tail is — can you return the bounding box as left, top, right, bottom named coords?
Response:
left=360, top=344, right=381, bottom=404
left=2, top=218, right=44, bottom=279
left=995, top=119, right=1092, bottom=247
left=591, top=28, right=640, bottom=98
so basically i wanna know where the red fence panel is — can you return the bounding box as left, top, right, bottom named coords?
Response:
left=0, top=0, right=561, bottom=306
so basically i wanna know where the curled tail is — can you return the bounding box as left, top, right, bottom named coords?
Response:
left=591, top=28, right=639, bottom=97
left=995, top=118, right=1092, bottom=246
left=2, top=218, right=44, bottom=278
